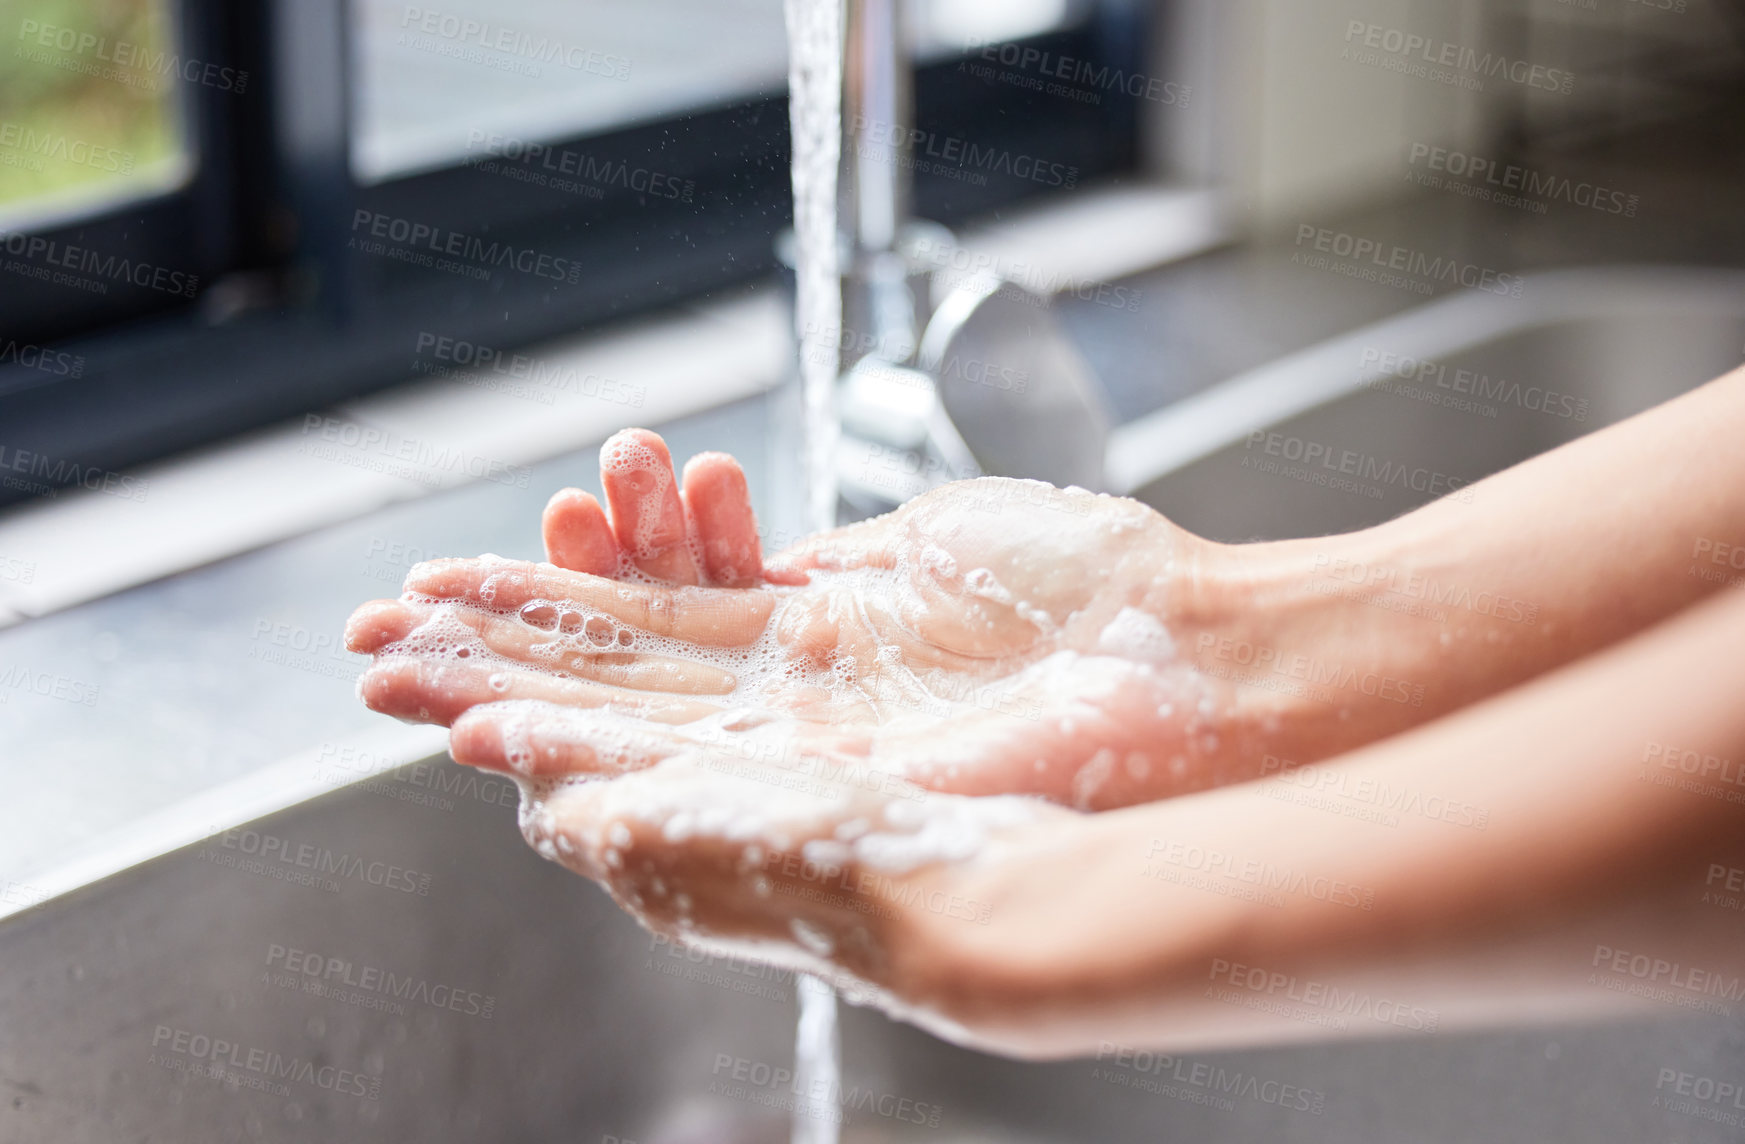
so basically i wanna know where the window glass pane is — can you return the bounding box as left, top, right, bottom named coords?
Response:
left=0, top=0, right=190, bottom=227
left=351, top=0, right=1091, bottom=184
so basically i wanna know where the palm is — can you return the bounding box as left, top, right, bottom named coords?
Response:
left=351, top=478, right=1250, bottom=810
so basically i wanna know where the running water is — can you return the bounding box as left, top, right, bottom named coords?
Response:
left=792, top=973, right=844, bottom=1144
left=783, top=0, right=845, bottom=1140
left=784, top=0, right=843, bottom=541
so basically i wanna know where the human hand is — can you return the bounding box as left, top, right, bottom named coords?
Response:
left=452, top=563, right=1745, bottom=1056
left=344, top=428, right=795, bottom=723
left=347, top=429, right=1440, bottom=807
left=492, top=704, right=1070, bottom=1016
left=538, top=427, right=784, bottom=588
left=396, top=475, right=1287, bottom=810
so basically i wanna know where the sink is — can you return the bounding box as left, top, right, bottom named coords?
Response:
left=4, top=265, right=1743, bottom=1144
left=1109, top=265, right=1745, bottom=539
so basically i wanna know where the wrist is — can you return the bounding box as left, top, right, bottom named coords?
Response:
left=1179, top=528, right=1447, bottom=766
left=881, top=822, right=1100, bottom=1045
left=887, top=808, right=1236, bottom=1055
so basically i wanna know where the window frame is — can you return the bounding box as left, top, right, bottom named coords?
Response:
left=0, top=0, right=1147, bottom=508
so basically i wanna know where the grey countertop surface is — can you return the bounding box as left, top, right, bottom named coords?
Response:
left=0, top=400, right=772, bottom=887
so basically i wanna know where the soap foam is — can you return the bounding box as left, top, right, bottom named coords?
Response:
left=1096, top=605, right=1176, bottom=664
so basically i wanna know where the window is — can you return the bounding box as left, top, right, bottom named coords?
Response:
left=1, top=0, right=189, bottom=224
left=0, top=0, right=1144, bottom=508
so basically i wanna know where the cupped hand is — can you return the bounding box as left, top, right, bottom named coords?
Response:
left=492, top=700, right=1070, bottom=1015
left=376, top=476, right=1276, bottom=810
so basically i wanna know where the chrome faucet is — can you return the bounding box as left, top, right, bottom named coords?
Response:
left=828, top=0, right=1110, bottom=515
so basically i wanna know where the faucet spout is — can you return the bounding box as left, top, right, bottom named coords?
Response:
left=815, top=1, right=1109, bottom=514
left=842, top=0, right=911, bottom=260
left=838, top=0, right=927, bottom=373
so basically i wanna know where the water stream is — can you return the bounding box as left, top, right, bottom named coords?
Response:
left=784, top=0, right=843, bottom=541
left=782, top=0, right=845, bottom=1141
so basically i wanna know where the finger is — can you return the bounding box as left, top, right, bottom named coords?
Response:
left=451, top=701, right=697, bottom=777
left=681, top=453, right=763, bottom=588
left=543, top=488, right=619, bottom=575
left=348, top=600, right=738, bottom=694
left=453, top=702, right=874, bottom=778
left=866, top=660, right=1218, bottom=809
left=520, top=768, right=824, bottom=946
left=403, top=558, right=776, bottom=647
left=601, top=428, right=699, bottom=584
left=518, top=753, right=1044, bottom=973
left=357, top=657, right=723, bottom=727
left=345, top=598, right=418, bottom=653
left=762, top=514, right=896, bottom=581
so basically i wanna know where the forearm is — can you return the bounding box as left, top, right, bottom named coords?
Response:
left=1190, top=365, right=1745, bottom=761
left=909, top=586, right=1745, bottom=1058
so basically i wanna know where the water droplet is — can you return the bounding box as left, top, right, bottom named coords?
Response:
left=520, top=603, right=559, bottom=630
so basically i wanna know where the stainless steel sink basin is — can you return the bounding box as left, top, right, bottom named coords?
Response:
left=1109, top=265, right=1745, bottom=539
left=4, top=265, right=1743, bottom=1143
